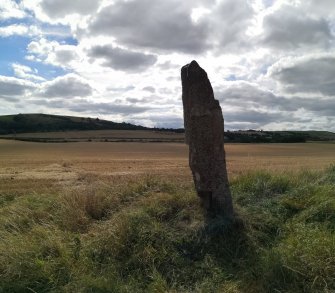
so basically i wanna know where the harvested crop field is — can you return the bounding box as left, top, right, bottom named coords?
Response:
left=1, top=140, right=334, bottom=186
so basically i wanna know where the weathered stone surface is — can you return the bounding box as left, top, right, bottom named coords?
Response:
left=181, top=60, right=234, bottom=218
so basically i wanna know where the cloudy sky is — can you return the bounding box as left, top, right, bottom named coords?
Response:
left=1, top=0, right=335, bottom=130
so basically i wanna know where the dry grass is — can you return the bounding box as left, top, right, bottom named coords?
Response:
left=0, top=167, right=334, bottom=292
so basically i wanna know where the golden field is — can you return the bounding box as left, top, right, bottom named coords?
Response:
left=1, top=139, right=335, bottom=194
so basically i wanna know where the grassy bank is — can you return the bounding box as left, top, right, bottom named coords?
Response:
left=0, top=166, right=334, bottom=292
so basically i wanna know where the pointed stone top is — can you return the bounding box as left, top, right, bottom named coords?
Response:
left=189, top=60, right=200, bottom=68
left=181, top=60, right=208, bottom=84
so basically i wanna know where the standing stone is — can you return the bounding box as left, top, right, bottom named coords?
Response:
left=181, top=60, right=234, bottom=218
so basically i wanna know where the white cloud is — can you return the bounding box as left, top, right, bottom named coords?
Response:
left=0, top=23, right=73, bottom=39
left=37, top=74, right=93, bottom=98
left=27, top=38, right=79, bottom=68
left=12, top=63, right=45, bottom=82
left=0, top=0, right=26, bottom=20
left=0, top=24, right=40, bottom=37
left=27, top=38, right=59, bottom=59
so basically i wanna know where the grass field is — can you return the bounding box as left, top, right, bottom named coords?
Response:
left=0, top=140, right=335, bottom=292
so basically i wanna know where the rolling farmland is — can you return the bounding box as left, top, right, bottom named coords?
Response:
left=1, top=139, right=335, bottom=292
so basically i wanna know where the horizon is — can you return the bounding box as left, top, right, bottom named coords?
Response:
left=1, top=112, right=335, bottom=133
left=1, top=0, right=335, bottom=131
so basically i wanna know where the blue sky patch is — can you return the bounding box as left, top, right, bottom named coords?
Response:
left=0, top=35, right=70, bottom=80
left=0, top=36, right=30, bottom=76
left=225, top=74, right=237, bottom=81
left=29, top=62, right=69, bottom=80
left=0, top=15, right=75, bottom=81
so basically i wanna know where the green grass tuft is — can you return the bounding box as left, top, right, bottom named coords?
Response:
left=1, top=167, right=335, bottom=292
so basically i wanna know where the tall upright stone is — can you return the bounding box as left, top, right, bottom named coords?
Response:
left=181, top=60, right=234, bottom=218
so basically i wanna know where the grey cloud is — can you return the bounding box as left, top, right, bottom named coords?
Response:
left=68, top=101, right=151, bottom=115
left=216, top=81, right=288, bottom=111
left=142, top=86, right=155, bottom=93
left=39, top=74, right=92, bottom=98
left=30, top=98, right=66, bottom=109
left=215, top=81, right=335, bottom=129
left=154, top=117, right=183, bottom=128
left=89, top=0, right=211, bottom=54
left=224, top=110, right=283, bottom=124
left=223, top=108, right=307, bottom=130
left=89, top=45, right=157, bottom=72
left=300, top=0, right=335, bottom=18
left=40, top=0, right=101, bottom=17
left=87, top=0, right=254, bottom=54
left=262, top=5, right=333, bottom=49
left=166, top=76, right=179, bottom=82
left=126, top=95, right=171, bottom=105
left=29, top=78, right=335, bottom=130
left=0, top=76, right=35, bottom=96
left=157, top=61, right=177, bottom=70
left=158, top=88, right=174, bottom=95
left=211, top=0, right=254, bottom=50
left=126, top=97, right=152, bottom=104
left=31, top=98, right=151, bottom=115
left=224, top=121, right=260, bottom=130
left=269, top=54, right=335, bottom=96
left=0, top=96, right=19, bottom=102
left=107, top=86, right=136, bottom=92
left=126, top=98, right=142, bottom=104
left=305, top=99, right=335, bottom=116
left=54, top=49, right=78, bottom=64
left=131, top=113, right=184, bottom=128
left=217, top=81, right=335, bottom=114
left=283, top=97, right=335, bottom=116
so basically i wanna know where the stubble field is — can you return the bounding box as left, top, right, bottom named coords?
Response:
left=0, top=139, right=335, bottom=292
left=1, top=140, right=335, bottom=183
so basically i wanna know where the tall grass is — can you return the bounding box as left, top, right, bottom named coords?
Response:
left=0, top=166, right=334, bottom=292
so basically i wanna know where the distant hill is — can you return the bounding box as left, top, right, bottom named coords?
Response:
left=0, top=113, right=151, bottom=135
left=224, top=130, right=335, bottom=143
left=284, top=130, right=335, bottom=141
left=0, top=114, right=334, bottom=143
